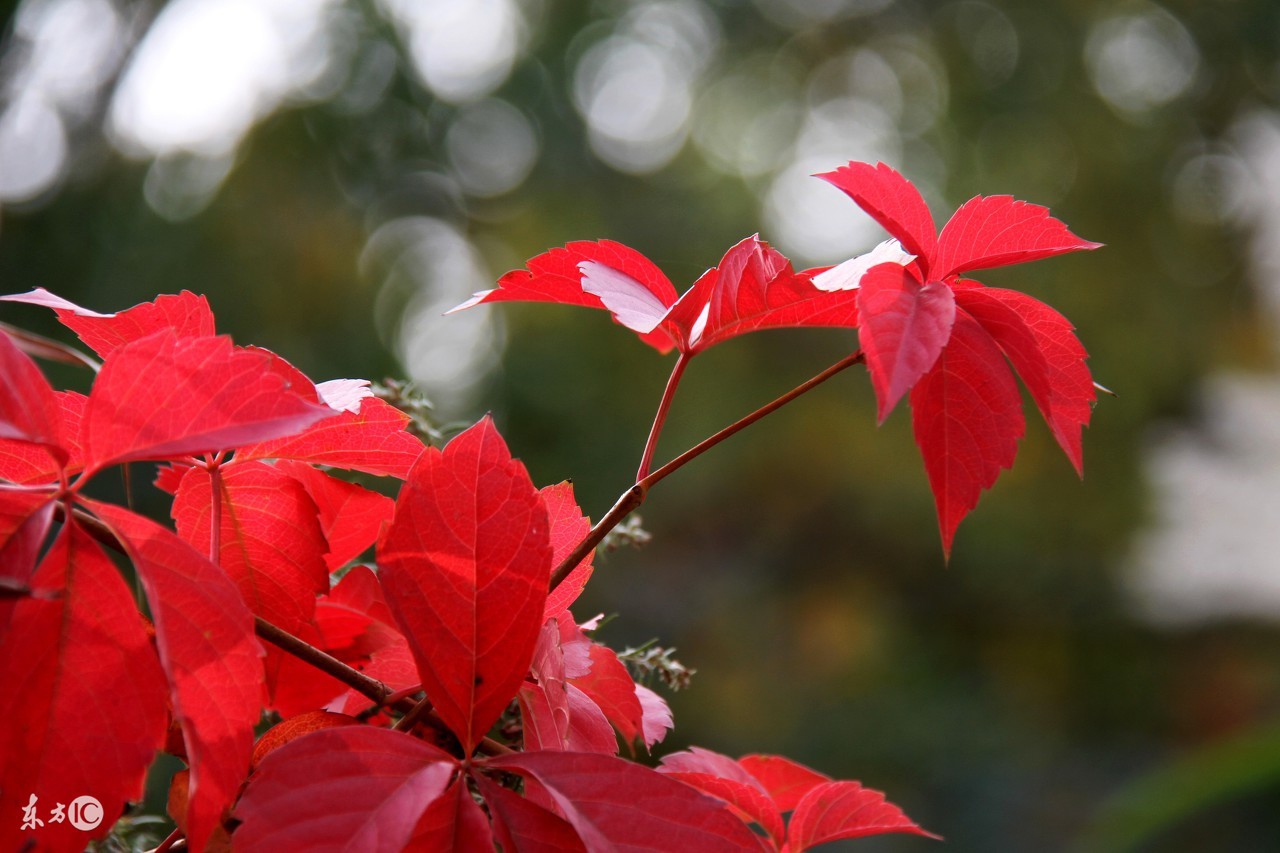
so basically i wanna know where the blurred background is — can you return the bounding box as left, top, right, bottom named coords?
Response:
left=1, top=0, right=1279, bottom=849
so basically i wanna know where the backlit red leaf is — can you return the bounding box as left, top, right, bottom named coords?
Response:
left=787, top=780, right=939, bottom=850
left=233, top=726, right=457, bottom=852
left=934, top=195, right=1101, bottom=279
left=659, top=748, right=785, bottom=846
left=738, top=754, right=831, bottom=812
left=236, top=396, right=426, bottom=479
left=89, top=501, right=264, bottom=853
left=573, top=643, right=645, bottom=748
left=452, top=240, right=680, bottom=352
left=81, top=332, right=331, bottom=471
left=173, top=462, right=329, bottom=633
left=0, top=524, right=168, bottom=853
left=275, top=461, right=395, bottom=571
left=2, top=288, right=216, bottom=357
left=379, top=416, right=552, bottom=752
left=667, top=235, right=861, bottom=354
left=856, top=262, right=956, bottom=422
left=250, top=711, right=361, bottom=768
left=815, top=161, right=938, bottom=275
left=0, top=329, right=61, bottom=449
left=0, top=391, right=85, bottom=485
left=488, top=751, right=770, bottom=852
left=909, top=311, right=1025, bottom=555
left=541, top=481, right=593, bottom=618
left=959, top=286, right=1093, bottom=474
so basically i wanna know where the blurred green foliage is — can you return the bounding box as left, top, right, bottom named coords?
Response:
left=4, top=0, right=1280, bottom=849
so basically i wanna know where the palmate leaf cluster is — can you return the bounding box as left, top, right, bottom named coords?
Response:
left=0, top=161, right=1095, bottom=851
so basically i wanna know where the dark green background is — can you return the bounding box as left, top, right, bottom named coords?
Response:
left=2, top=1, right=1278, bottom=850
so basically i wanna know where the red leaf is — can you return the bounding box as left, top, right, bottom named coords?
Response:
left=236, top=397, right=426, bottom=479
left=477, top=775, right=586, bottom=852
left=455, top=236, right=861, bottom=356
left=81, top=332, right=331, bottom=471
left=738, top=755, right=831, bottom=813
left=541, top=481, right=594, bottom=618
left=0, top=391, right=86, bottom=485
left=173, top=461, right=329, bottom=633
left=264, top=622, right=351, bottom=716
left=452, top=240, right=680, bottom=352
left=659, top=748, right=785, bottom=846
left=667, top=235, right=861, bottom=354
left=958, top=286, right=1093, bottom=474
left=909, top=311, right=1025, bottom=555
left=321, top=564, right=404, bottom=658
left=379, top=416, right=552, bottom=752
left=573, top=644, right=645, bottom=748
left=0, top=328, right=62, bottom=449
left=0, top=523, right=168, bottom=853
left=856, top=263, right=956, bottom=422
left=274, top=461, right=395, bottom=571
left=251, top=711, right=361, bottom=768
left=0, top=490, right=55, bottom=602
left=89, top=501, right=264, bottom=853
left=233, top=726, right=457, bottom=852
left=636, top=684, right=674, bottom=749
left=520, top=682, right=619, bottom=755
left=787, top=780, right=939, bottom=850
left=815, top=161, right=938, bottom=275
left=488, top=751, right=771, bottom=851
left=2, top=288, right=216, bottom=357
left=934, top=195, right=1102, bottom=279
left=410, top=775, right=495, bottom=850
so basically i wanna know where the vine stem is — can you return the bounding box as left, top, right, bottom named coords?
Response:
left=548, top=349, right=865, bottom=591
left=636, top=351, right=691, bottom=481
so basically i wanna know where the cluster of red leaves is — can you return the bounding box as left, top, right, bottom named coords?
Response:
left=0, top=279, right=932, bottom=850
left=456, top=161, right=1099, bottom=553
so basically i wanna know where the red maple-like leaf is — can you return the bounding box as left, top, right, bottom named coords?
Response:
left=273, top=460, right=395, bottom=571
left=1, top=288, right=216, bottom=358
left=0, top=329, right=62, bottom=450
left=573, top=643, right=646, bottom=749
left=0, top=523, right=168, bottom=853
left=737, top=754, right=832, bottom=812
left=488, top=751, right=771, bottom=851
left=233, top=726, right=458, bottom=852
left=378, top=416, right=552, bottom=753
left=817, top=160, right=1099, bottom=553
left=80, top=331, right=332, bottom=473
left=0, top=491, right=55, bottom=627
left=172, top=461, right=330, bottom=634
left=89, top=502, right=264, bottom=853
left=236, top=396, right=426, bottom=479
left=451, top=235, right=861, bottom=356
left=541, top=481, right=594, bottom=618
left=786, top=780, right=940, bottom=850
left=660, top=748, right=787, bottom=847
